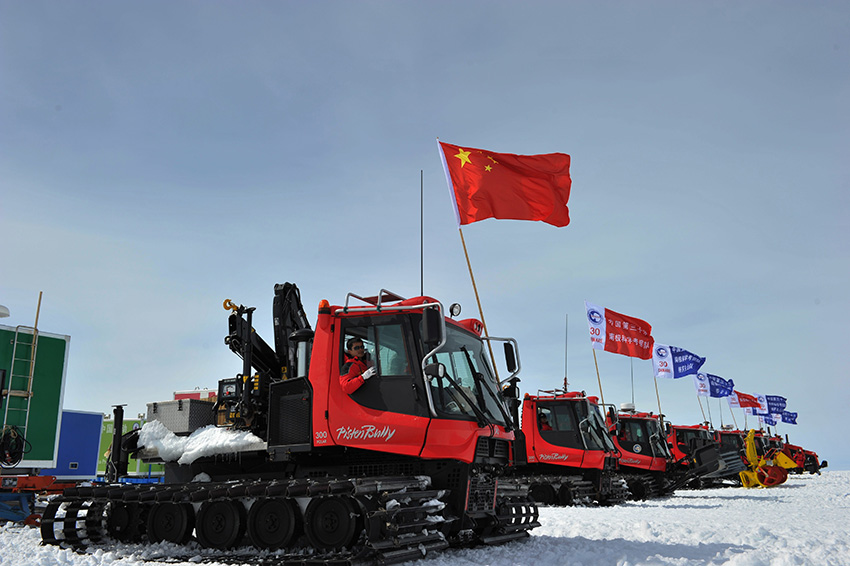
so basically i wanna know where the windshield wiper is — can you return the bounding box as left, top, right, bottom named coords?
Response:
left=459, top=346, right=512, bottom=430
left=581, top=413, right=610, bottom=450
left=648, top=432, right=662, bottom=458
left=432, top=367, right=488, bottom=427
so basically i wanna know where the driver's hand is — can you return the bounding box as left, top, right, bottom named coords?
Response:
left=362, top=367, right=377, bottom=380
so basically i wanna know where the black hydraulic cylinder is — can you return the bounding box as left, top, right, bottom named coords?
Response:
left=107, top=404, right=127, bottom=482
left=240, top=307, right=255, bottom=417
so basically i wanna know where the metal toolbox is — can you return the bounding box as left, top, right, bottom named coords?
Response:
left=146, top=399, right=215, bottom=436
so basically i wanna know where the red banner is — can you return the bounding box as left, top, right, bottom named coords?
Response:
left=585, top=301, right=653, bottom=360
left=734, top=391, right=761, bottom=408
left=438, top=141, right=572, bottom=227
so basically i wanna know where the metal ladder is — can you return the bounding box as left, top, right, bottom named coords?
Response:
left=1, top=325, right=39, bottom=439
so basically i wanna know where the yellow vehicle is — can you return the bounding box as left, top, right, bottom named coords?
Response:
left=739, top=429, right=797, bottom=488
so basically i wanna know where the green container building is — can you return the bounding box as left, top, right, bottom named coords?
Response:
left=1, top=324, right=69, bottom=469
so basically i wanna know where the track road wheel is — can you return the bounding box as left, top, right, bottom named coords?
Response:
left=196, top=500, right=246, bottom=549
left=557, top=485, right=574, bottom=506
left=627, top=478, right=647, bottom=501
left=304, top=496, right=362, bottom=551
left=247, top=498, right=302, bottom=550
left=147, top=502, right=195, bottom=544
left=528, top=483, right=556, bottom=505
left=107, top=502, right=143, bottom=542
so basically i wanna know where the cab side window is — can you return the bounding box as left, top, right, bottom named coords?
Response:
left=536, top=404, right=583, bottom=450
left=340, top=316, right=426, bottom=417
left=374, top=324, right=412, bottom=376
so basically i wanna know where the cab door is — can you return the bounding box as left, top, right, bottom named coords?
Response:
left=618, top=420, right=652, bottom=457
left=327, top=314, right=430, bottom=457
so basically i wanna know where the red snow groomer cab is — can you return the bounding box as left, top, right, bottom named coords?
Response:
left=607, top=404, right=676, bottom=499
left=41, top=284, right=539, bottom=564
left=667, top=423, right=713, bottom=465
left=610, top=408, right=741, bottom=497
left=501, top=389, right=629, bottom=506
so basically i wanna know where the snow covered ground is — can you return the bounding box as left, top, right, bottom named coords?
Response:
left=2, top=471, right=848, bottom=566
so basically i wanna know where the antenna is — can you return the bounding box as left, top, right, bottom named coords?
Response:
left=564, top=313, right=568, bottom=389
left=420, top=169, right=424, bottom=296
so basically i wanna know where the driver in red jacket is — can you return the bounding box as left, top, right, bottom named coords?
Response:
left=340, top=338, right=376, bottom=394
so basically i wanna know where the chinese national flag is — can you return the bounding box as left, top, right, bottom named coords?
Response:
left=438, top=141, right=572, bottom=227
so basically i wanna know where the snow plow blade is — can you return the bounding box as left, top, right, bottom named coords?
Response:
left=668, top=443, right=746, bottom=491
left=695, top=443, right=747, bottom=479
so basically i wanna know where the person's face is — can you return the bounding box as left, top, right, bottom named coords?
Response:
left=349, top=341, right=366, bottom=358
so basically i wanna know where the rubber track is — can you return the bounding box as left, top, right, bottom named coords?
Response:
left=501, top=475, right=596, bottom=507
left=596, top=475, right=631, bottom=506
left=623, top=474, right=672, bottom=500
left=40, top=476, right=450, bottom=565
left=40, top=475, right=538, bottom=565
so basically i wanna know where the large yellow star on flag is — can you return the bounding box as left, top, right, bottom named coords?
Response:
left=454, top=148, right=472, bottom=168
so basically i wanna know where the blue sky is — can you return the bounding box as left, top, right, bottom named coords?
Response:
left=2, top=1, right=848, bottom=467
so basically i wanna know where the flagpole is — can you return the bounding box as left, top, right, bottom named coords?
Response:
left=592, top=349, right=605, bottom=407
left=564, top=313, right=568, bottom=390
left=458, top=227, right=500, bottom=383
left=630, top=358, right=635, bottom=405
left=697, top=396, right=707, bottom=422
left=706, top=399, right=713, bottom=428
left=653, top=375, right=663, bottom=418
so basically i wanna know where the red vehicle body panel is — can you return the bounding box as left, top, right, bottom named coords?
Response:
left=666, top=423, right=711, bottom=464
left=521, top=394, right=606, bottom=470
left=309, top=298, right=504, bottom=464
left=611, top=413, right=667, bottom=473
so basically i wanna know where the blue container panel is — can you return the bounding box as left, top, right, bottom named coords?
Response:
left=40, top=411, right=103, bottom=480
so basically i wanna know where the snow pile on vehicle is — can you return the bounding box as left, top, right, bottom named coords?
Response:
left=138, top=420, right=266, bottom=465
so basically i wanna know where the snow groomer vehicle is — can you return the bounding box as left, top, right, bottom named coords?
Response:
left=500, top=387, right=629, bottom=506
left=41, top=283, right=539, bottom=564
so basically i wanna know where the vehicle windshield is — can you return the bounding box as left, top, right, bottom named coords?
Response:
left=427, top=324, right=508, bottom=427
left=677, top=428, right=711, bottom=447
left=577, top=402, right=616, bottom=452
left=719, top=433, right=743, bottom=451
left=646, top=419, right=672, bottom=458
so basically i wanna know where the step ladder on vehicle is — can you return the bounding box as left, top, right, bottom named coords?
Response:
left=2, top=326, right=39, bottom=433
left=1, top=294, right=42, bottom=468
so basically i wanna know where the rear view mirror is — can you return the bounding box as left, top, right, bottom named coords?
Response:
left=423, top=307, right=443, bottom=349
left=503, top=343, right=517, bottom=373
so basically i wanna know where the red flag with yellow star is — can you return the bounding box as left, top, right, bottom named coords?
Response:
left=438, top=140, right=572, bottom=227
